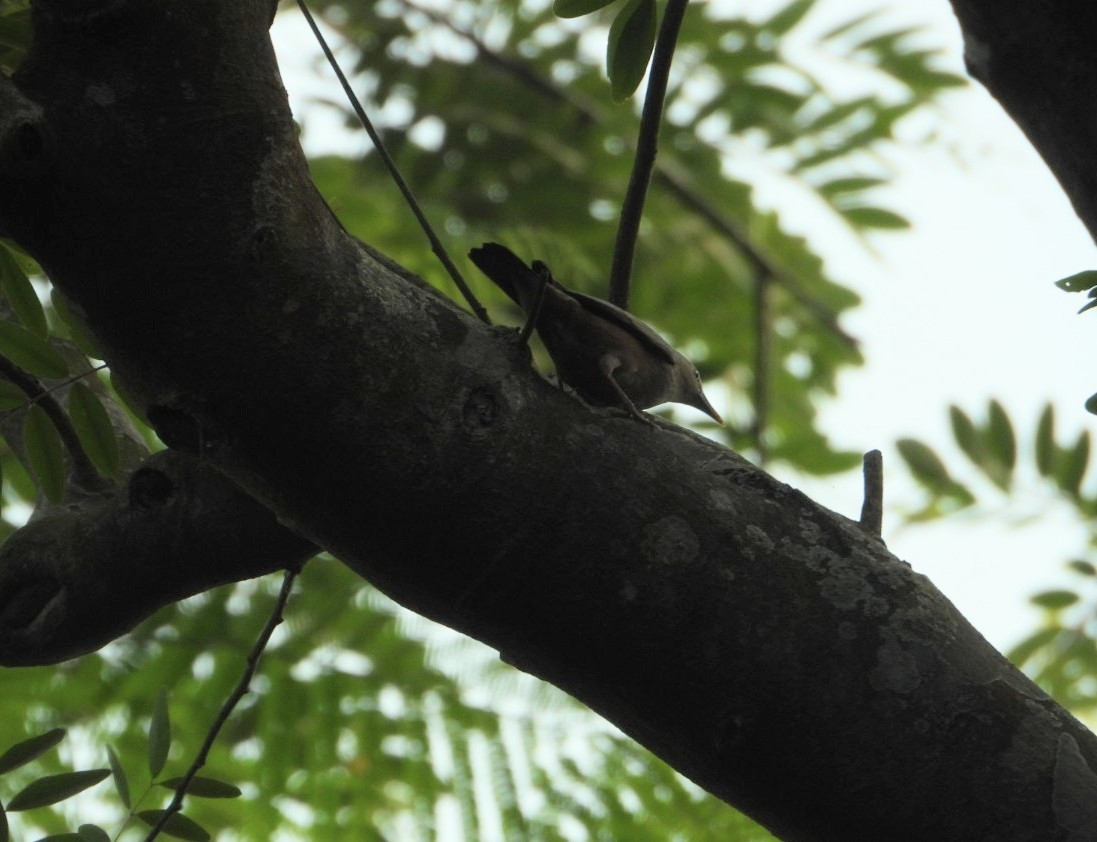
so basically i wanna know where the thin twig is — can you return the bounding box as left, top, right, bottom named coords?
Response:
left=142, top=566, right=302, bottom=842
left=859, top=449, right=884, bottom=538
left=295, top=0, right=490, bottom=324
left=609, top=0, right=690, bottom=310
left=0, top=355, right=107, bottom=489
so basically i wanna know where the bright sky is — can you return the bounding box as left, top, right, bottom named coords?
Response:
left=270, top=0, right=1097, bottom=652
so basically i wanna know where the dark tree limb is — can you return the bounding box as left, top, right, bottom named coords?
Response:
left=0, top=2, right=1093, bottom=840
left=0, top=449, right=315, bottom=666
left=948, top=0, right=1097, bottom=244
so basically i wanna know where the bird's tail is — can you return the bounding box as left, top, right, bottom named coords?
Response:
left=468, top=242, right=541, bottom=308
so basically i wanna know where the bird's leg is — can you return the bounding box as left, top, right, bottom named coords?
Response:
left=599, top=354, right=651, bottom=423
left=518, top=261, right=551, bottom=346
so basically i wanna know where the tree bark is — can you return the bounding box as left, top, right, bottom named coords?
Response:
left=0, top=1, right=1095, bottom=840
left=947, top=0, right=1097, bottom=244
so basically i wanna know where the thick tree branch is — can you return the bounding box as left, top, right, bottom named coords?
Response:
left=0, top=2, right=1093, bottom=839
left=0, top=450, right=315, bottom=666
left=947, top=0, right=1097, bottom=243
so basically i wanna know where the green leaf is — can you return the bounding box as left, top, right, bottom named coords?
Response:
left=106, top=746, right=130, bottom=809
left=0, top=379, right=27, bottom=411
left=1056, top=431, right=1089, bottom=496
left=7, top=769, right=110, bottom=811
left=553, top=0, right=615, bottom=18
left=607, top=0, right=656, bottom=101
left=23, top=404, right=66, bottom=503
left=1031, top=590, right=1079, bottom=610
left=841, top=206, right=911, bottom=230
left=1086, top=393, right=1097, bottom=416
left=34, top=835, right=85, bottom=841
left=149, top=689, right=171, bottom=778
left=0, top=729, right=65, bottom=775
left=0, top=243, right=47, bottom=338
left=948, top=405, right=982, bottom=466
left=135, top=811, right=210, bottom=842
left=896, top=439, right=954, bottom=490
left=817, top=176, right=886, bottom=199
left=764, top=0, right=814, bottom=35
left=797, top=97, right=873, bottom=135
left=853, top=27, right=921, bottom=56
left=0, top=321, right=67, bottom=379
left=159, top=776, right=242, bottom=799
left=895, top=437, right=975, bottom=519
left=1055, top=269, right=1097, bottom=293
left=67, top=383, right=119, bottom=477
left=1035, top=404, right=1055, bottom=476
left=1068, top=559, right=1097, bottom=577
left=77, top=827, right=111, bottom=842
left=1078, top=295, right=1097, bottom=315
left=820, top=9, right=878, bottom=41
left=985, top=399, right=1016, bottom=489
left=1007, top=627, right=1061, bottom=668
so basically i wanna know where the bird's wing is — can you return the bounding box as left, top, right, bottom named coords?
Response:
left=470, top=243, right=680, bottom=367
left=565, top=288, right=678, bottom=365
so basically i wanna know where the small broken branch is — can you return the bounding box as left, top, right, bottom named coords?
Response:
left=859, top=448, right=883, bottom=538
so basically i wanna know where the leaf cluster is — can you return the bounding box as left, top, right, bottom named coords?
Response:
left=0, top=692, right=241, bottom=842
left=0, top=241, right=119, bottom=508
left=553, top=0, right=658, bottom=101
left=1055, top=269, right=1097, bottom=414
left=1010, top=559, right=1097, bottom=719
left=898, top=401, right=1090, bottom=521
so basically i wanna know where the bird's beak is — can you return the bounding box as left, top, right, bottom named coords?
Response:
left=690, top=393, right=723, bottom=426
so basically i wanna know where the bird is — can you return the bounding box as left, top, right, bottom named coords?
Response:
left=468, top=242, right=723, bottom=425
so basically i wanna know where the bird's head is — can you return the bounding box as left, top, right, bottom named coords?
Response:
left=672, top=363, right=723, bottom=425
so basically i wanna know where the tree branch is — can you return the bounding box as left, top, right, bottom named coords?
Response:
left=859, top=449, right=883, bottom=538
left=947, top=0, right=1097, bottom=244
left=0, top=450, right=315, bottom=666
left=0, top=3, right=1093, bottom=838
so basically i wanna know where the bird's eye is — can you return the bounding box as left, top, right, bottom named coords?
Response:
left=694, top=370, right=703, bottom=384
